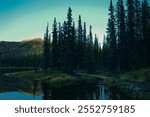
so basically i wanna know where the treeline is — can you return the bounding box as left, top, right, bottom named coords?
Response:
left=43, top=7, right=101, bottom=73
left=103, top=0, right=150, bottom=76
left=0, top=39, right=43, bottom=67
left=0, top=54, right=42, bottom=67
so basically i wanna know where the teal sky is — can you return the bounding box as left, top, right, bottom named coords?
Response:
left=0, top=0, right=116, bottom=42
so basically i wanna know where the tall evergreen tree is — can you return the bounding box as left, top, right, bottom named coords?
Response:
left=77, top=15, right=84, bottom=69
left=116, top=0, right=127, bottom=72
left=82, top=22, right=88, bottom=70
left=57, top=22, right=63, bottom=69
left=141, top=0, right=150, bottom=66
left=52, top=17, right=58, bottom=69
left=64, top=7, right=74, bottom=72
left=107, top=0, right=117, bottom=75
left=86, top=25, right=94, bottom=73
left=71, top=22, right=77, bottom=69
left=134, top=0, right=143, bottom=68
left=126, top=0, right=137, bottom=76
left=98, top=42, right=102, bottom=69
left=43, top=24, right=50, bottom=72
left=102, top=35, right=112, bottom=71
left=59, top=21, right=67, bottom=70
left=93, top=34, right=99, bottom=70
left=48, top=33, right=52, bottom=68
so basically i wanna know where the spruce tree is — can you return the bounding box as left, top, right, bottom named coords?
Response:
left=57, top=22, right=63, bottom=69
left=141, top=0, right=150, bottom=66
left=87, top=25, right=94, bottom=73
left=43, top=24, right=50, bottom=72
left=98, top=42, right=102, bottom=69
left=52, top=17, right=58, bottom=69
left=107, top=0, right=117, bottom=75
left=83, top=22, right=88, bottom=70
left=126, top=0, right=137, bottom=76
left=77, top=15, right=84, bottom=69
left=134, top=0, right=143, bottom=68
left=93, top=34, right=99, bottom=70
left=59, top=21, right=67, bottom=70
left=102, top=35, right=109, bottom=70
left=64, top=7, right=74, bottom=72
left=116, top=0, right=127, bottom=72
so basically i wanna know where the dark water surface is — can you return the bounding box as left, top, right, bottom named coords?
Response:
left=0, top=75, right=105, bottom=100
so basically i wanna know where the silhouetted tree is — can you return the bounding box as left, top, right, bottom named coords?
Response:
left=116, top=0, right=127, bottom=73
left=107, top=0, right=117, bottom=75
left=102, top=35, right=109, bottom=70
left=93, top=34, right=99, bottom=70
left=76, top=15, right=84, bottom=69
left=86, top=25, right=94, bottom=73
left=126, top=0, right=137, bottom=77
left=43, top=24, right=50, bottom=72
left=141, top=0, right=150, bottom=66
left=64, top=7, right=74, bottom=72
left=52, top=18, right=58, bottom=69
left=82, top=22, right=88, bottom=70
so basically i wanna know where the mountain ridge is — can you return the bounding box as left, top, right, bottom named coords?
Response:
left=0, top=38, right=43, bottom=57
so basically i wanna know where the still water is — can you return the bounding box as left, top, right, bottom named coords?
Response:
left=0, top=92, right=42, bottom=100
left=0, top=75, right=106, bottom=100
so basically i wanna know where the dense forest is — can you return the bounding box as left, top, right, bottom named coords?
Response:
left=43, top=0, right=150, bottom=76
left=0, top=0, right=149, bottom=77
left=103, top=0, right=150, bottom=77
left=43, top=7, right=101, bottom=73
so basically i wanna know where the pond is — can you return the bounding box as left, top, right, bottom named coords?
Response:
left=0, top=75, right=106, bottom=100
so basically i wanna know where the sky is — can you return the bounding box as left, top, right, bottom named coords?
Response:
left=0, top=0, right=117, bottom=42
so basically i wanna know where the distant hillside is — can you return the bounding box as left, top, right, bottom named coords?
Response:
left=0, top=38, right=43, bottom=57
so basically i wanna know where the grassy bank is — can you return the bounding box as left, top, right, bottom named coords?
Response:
left=104, top=67, right=150, bottom=100
left=14, top=71, right=75, bottom=86
left=14, top=70, right=97, bottom=87
left=120, top=67, right=150, bottom=85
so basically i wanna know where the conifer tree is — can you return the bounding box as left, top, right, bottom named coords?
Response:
left=43, top=24, right=50, bottom=72
left=126, top=0, right=137, bottom=76
left=107, top=0, right=117, bottom=75
left=93, top=34, right=99, bottom=70
left=87, top=25, right=94, bottom=73
left=102, top=35, right=110, bottom=70
left=83, top=22, right=88, bottom=69
left=98, top=42, right=102, bottom=69
left=57, top=23, right=63, bottom=69
left=116, top=0, right=127, bottom=72
left=59, top=21, right=67, bottom=70
left=141, top=0, right=150, bottom=66
left=77, top=15, right=84, bottom=69
left=52, top=17, right=58, bottom=69
left=64, top=7, right=74, bottom=72
left=134, top=0, right=143, bottom=68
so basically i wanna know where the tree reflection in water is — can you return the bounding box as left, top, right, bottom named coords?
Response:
left=41, top=80, right=105, bottom=100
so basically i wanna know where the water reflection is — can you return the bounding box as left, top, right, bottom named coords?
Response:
left=0, top=92, right=42, bottom=100
left=0, top=75, right=42, bottom=100
left=41, top=80, right=105, bottom=100
left=0, top=75, right=105, bottom=100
